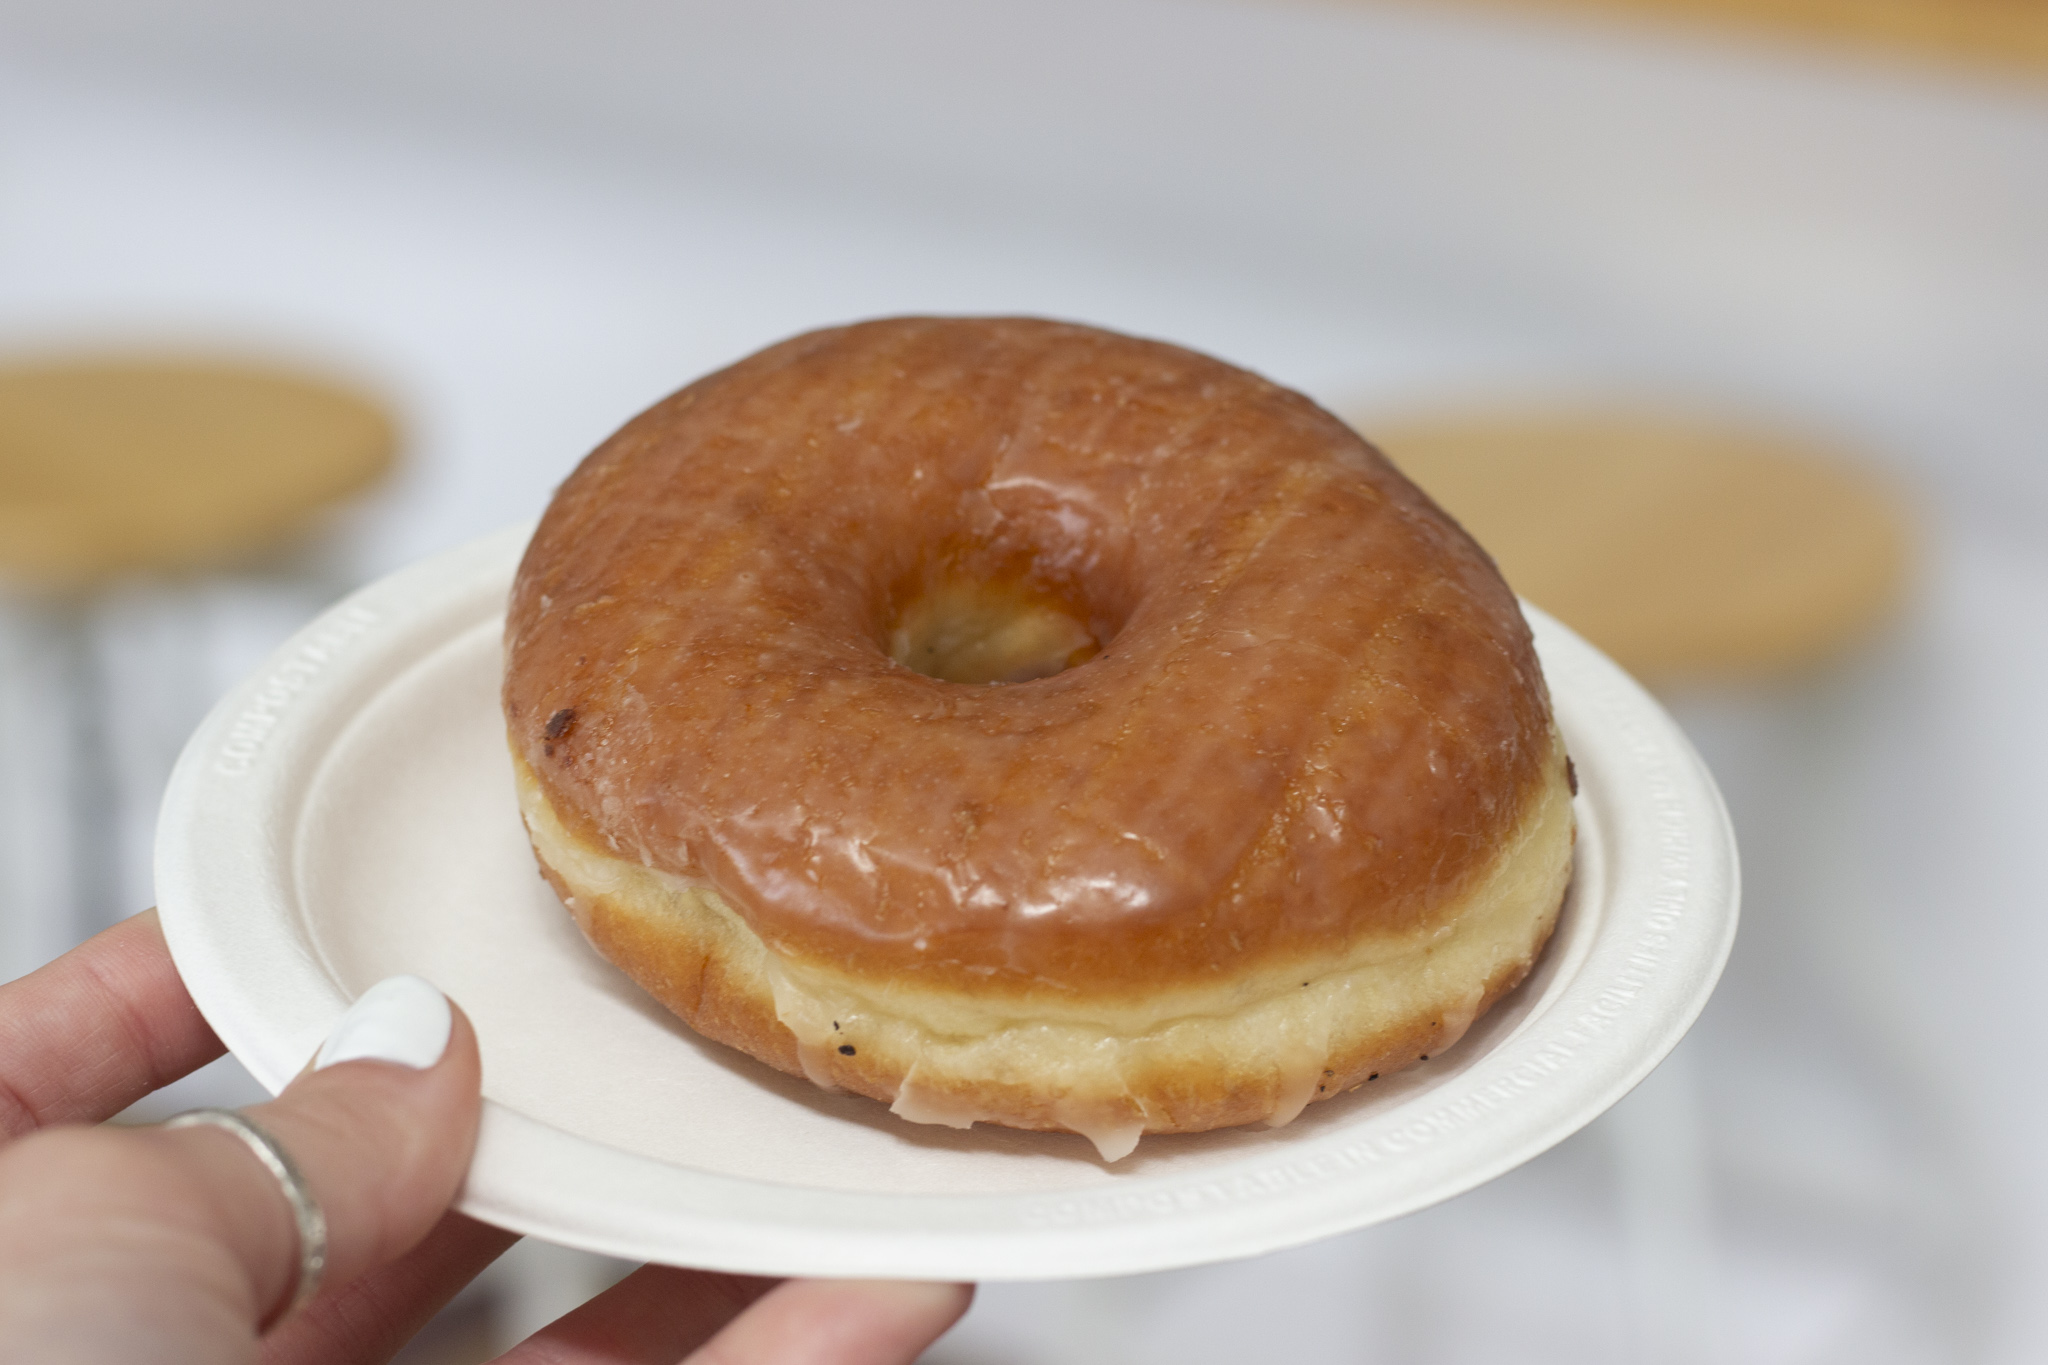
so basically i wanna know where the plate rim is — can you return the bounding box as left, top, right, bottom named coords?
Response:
left=156, top=522, right=1739, bottom=1280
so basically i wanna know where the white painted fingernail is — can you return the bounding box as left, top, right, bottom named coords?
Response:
left=314, top=976, right=452, bottom=1071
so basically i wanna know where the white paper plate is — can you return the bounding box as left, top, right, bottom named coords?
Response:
left=156, top=523, right=1737, bottom=1280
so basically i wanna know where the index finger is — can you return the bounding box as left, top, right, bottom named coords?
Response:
left=0, top=908, right=224, bottom=1139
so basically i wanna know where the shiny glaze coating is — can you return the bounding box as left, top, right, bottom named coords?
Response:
left=504, top=318, right=1556, bottom=1000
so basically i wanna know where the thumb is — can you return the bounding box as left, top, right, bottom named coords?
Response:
left=247, top=975, right=483, bottom=1297
left=0, top=976, right=481, bottom=1361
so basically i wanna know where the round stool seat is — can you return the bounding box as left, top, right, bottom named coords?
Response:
left=1362, top=410, right=1913, bottom=684
left=0, top=356, right=396, bottom=587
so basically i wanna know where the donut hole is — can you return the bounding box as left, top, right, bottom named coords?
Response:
left=888, top=576, right=1103, bottom=684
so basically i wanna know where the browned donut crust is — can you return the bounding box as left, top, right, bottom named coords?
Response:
left=504, top=318, right=1573, bottom=1157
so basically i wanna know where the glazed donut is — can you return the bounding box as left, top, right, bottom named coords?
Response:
left=503, top=318, right=1574, bottom=1160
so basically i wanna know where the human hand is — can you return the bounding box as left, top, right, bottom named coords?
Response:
left=0, top=910, right=973, bottom=1364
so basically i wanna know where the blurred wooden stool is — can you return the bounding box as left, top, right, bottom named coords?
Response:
left=0, top=356, right=395, bottom=588
left=1356, top=410, right=1914, bottom=686
left=0, top=355, right=397, bottom=953
left=1413, top=0, right=2048, bottom=76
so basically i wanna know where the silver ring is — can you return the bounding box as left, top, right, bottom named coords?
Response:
left=164, top=1107, right=328, bottom=1330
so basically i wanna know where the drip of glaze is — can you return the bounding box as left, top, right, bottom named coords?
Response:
left=1433, top=984, right=1488, bottom=1055
left=791, top=1037, right=844, bottom=1093
left=892, top=1072, right=1146, bottom=1162
left=1263, top=1041, right=1324, bottom=1130
left=1262, top=990, right=1335, bottom=1129
left=759, top=952, right=843, bottom=1094
left=753, top=942, right=1155, bottom=1162
left=889, top=1068, right=981, bottom=1129
left=1051, top=1098, right=1147, bottom=1163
